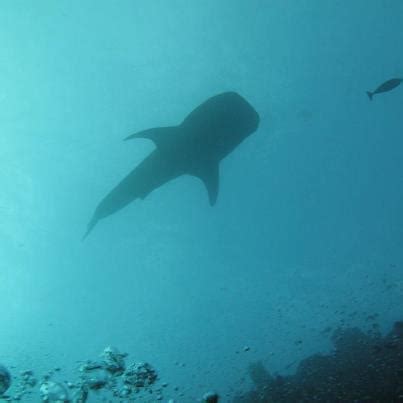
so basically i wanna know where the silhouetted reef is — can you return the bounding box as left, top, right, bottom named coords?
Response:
left=233, top=321, right=403, bottom=402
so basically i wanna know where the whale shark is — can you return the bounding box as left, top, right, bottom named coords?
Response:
left=84, top=91, right=260, bottom=238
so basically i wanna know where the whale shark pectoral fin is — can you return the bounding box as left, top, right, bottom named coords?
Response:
left=124, top=126, right=180, bottom=149
left=193, top=161, right=220, bottom=206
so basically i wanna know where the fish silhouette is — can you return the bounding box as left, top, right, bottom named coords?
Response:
left=84, top=92, right=259, bottom=238
left=366, top=78, right=402, bottom=100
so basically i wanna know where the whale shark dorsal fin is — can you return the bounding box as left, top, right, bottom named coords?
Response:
left=124, top=126, right=179, bottom=148
left=193, top=161, right=220, bottom=206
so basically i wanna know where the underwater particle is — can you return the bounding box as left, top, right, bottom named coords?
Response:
left=297, top=108, right=313, bottom=122
left=202, top=391, right=220, bottom=402
left=101, top=346, right=126, bottom=375
left=0, top=364, right=11, bottom=395
left=123, top=362, right=157, bottom=389
left=243, top=346, right=250, bottom=352
left=39, top=381, right=70, bottom=402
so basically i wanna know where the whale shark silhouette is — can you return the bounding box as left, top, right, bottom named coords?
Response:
left=84, top=92, right=259, bottom=239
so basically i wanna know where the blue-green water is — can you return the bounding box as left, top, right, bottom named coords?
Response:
left=1, top=1, right=403, bottom=401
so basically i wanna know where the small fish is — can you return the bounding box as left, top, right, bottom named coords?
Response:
left=366, top=78, right=402, bottom=100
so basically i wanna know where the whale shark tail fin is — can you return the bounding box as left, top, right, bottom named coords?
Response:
left=366, top=91, right=373, bottom=100
left=82, top=217, right=98, bottom=241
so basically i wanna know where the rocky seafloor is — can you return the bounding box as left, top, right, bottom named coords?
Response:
left=232, top=320, right=403, bottom=402
left=0, top=346, right=219, bottom=403
left=2, top=321, right=403, bottom=402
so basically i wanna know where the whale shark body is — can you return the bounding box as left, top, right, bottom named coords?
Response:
left=84, top=92, right=259, bottom=238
